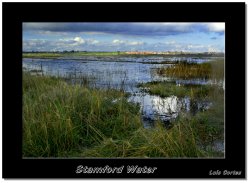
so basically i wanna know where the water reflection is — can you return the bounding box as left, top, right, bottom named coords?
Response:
left=129, top=93, right=212, bottom=128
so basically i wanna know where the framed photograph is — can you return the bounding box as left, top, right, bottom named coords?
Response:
left=2, top=2, right=245, bottom=179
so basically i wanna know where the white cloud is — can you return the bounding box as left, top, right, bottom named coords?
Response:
left=37, top=31, right=69, bottom=36
left=127, top=41, right=144, bottom=46
left=23, top=35, right=224, bottom=52
left=74, top=37, right=85, bottom=44
left=23, top=38, right=224, bottom=52
left=89, top=40, right=100, bottom=45
left=187, top=44, right=205, bottom=49
left=112, top=39, right=144, bottom=46
left=205, top=23, right=225, bottom=32
left=112, top=39, right=125, bottom=44
left=166, top=41, right=176, bottom=45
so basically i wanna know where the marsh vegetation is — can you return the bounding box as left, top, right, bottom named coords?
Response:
left=156, top=59, right=224, bottom=80
left=23, top=53, right=224, bottom=158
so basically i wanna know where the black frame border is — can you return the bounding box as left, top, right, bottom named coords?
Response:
left=2, top=2, right=246, bottom=179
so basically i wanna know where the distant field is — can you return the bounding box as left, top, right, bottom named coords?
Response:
left=23, top=52, right=224, bottom=59
left=23, top=52, right=122, bottom=58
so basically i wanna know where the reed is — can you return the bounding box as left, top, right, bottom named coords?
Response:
left=156, top=59, right=224, bottom=80
left=23, top=72, right=141, bottom=157
left=23, top=72, right=224, bottom=158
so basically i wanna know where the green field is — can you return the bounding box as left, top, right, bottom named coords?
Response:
left=23, top=52, right=123, bottom=59
left=23, top=52, right=225, bottom=59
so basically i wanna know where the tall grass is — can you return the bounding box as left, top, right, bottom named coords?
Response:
left=157, top=61, right=211, bottom=79
left=157, top=59, right=224, bottom=80
left=23, top=72, right=141, bottom=157
left=23, top=72, right=224, bottom=157
left=80, top=109, right=224, bottom=158
left=210, top=59, right=225, bottom=80
left=80, top=120, right=205, bottom=158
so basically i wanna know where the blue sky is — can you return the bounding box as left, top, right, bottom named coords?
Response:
left=23, top=23, right=225, bottom=52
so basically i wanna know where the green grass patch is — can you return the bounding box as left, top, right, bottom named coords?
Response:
left=157, top=59, right=224, bottom=80
left=138, top=81, right=211, bottom=98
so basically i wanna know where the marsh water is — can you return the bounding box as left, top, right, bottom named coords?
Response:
left=22, top=56, right=223, bottom=128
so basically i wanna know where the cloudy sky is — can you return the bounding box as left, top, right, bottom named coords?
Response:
left=23, top=22, right=225, bottom=52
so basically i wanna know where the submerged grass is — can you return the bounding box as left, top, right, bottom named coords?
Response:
left=23, top=72, right=224, bottom=158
